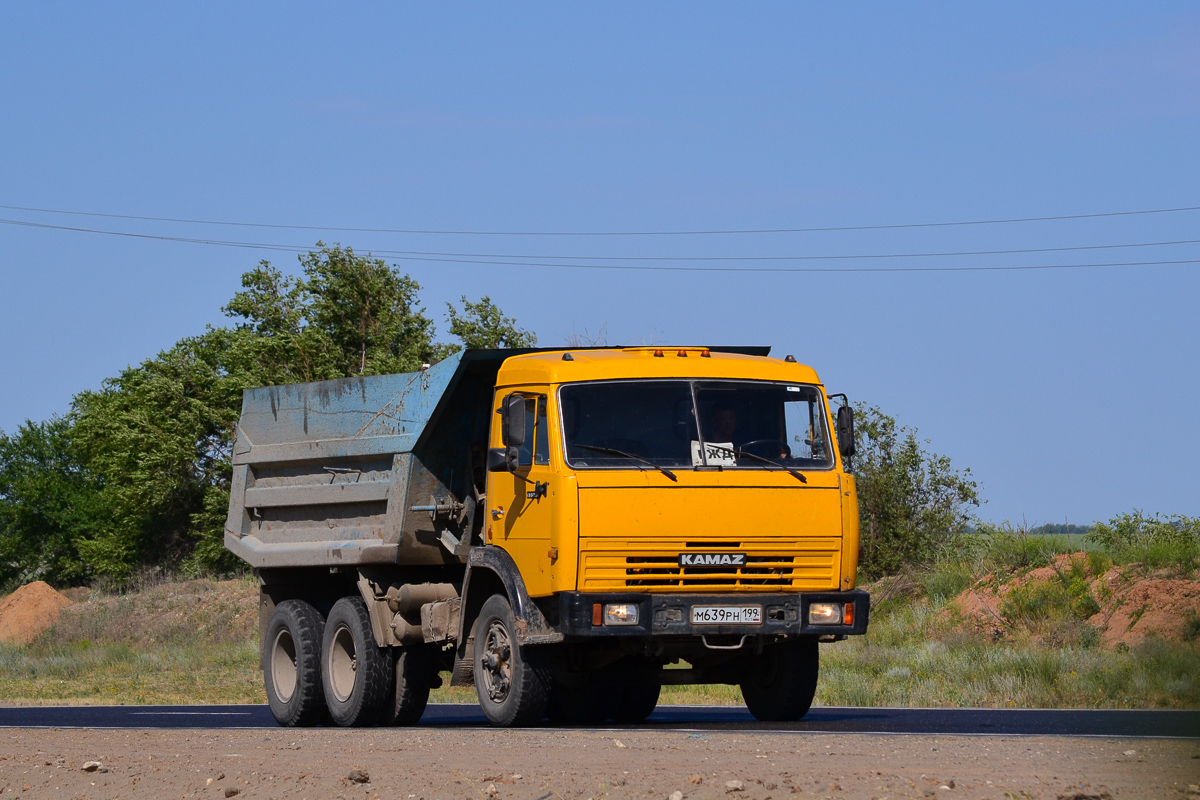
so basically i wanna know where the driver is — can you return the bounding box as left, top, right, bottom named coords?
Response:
left=708, top=402, right=738, bottom=444
left=708, top=402, right=791, bottom=460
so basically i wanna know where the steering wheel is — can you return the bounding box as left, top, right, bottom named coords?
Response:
left=736, top=439, right=792, bottom=459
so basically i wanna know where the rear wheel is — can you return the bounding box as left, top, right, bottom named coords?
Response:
left=473, top=594, right=550, bottom=727
left=384, top=644, right=434, bottom=726
left=740, top=639, right=819, bottom=722
left=263, top=600, right=327, bottom=727
left=321, top=596, right=394, bottom=727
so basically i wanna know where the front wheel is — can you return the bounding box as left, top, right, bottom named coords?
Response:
left=612, top=677, right=660, bottom=724
left=740, top=639, right=819, bottom=722
left=473, top=594, right=550, bottom=727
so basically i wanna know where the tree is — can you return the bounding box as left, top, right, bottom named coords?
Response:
left=303, top=245, right=445, bottom=375
left=71, top=335, right=239, bottom=578
left=0, top=418, right=111, bottom=588
left=852, top=405, right=980, bottom=578
left=446, top=295, right=537, bottom=349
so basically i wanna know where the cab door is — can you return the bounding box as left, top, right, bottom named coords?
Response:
left=487, top=390, right=556, bottom=596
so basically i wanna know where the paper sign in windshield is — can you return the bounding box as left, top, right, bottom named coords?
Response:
left=691, top=440, right=737, bottom=467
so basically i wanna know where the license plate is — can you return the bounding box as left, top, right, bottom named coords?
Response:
left=690, top=605, right=763, bottom=625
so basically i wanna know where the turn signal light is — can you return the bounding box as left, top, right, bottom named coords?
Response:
left=592, top=603, right=603, bottom=626
left=843, top=602, right=854, bottom=626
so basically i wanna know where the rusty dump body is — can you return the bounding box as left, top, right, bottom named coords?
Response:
left=228, top=346, right=869, bottom=728
left=225, top=348, right=513, bottom=570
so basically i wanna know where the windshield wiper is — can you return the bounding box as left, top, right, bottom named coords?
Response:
left=574, top=444, right=678, bottom=482
left=707, top=444, right=807, bottom=483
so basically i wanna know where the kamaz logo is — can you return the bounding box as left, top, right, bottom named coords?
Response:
left=678, top=552, right=746, bottom=567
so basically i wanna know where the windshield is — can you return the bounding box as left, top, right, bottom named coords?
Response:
left=560, top=379, right=833, bottom=471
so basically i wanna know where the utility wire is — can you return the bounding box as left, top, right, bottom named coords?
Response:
left=3, top=216, right=1199, bottom=262
left=313, top=239, right=1200, bottom=263
left=2, top=217, right=1197, bottom=274
left=1, top=202, right=1198, bottom=237
left=378, top=254, right=1200, bottom=273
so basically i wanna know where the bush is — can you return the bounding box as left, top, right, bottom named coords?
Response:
left=922, top=562, right=974, bottom=603
left=852, top=405, right=979, bottom=578
left=1087, top=511, right=1199, bottom=571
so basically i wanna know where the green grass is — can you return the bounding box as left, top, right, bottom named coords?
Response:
left=0, top=639, right=262, bottom=705
left=816, top=595, right=1200, bottom=709
left=1, top=568, right=1197, bottom=710
left=0, top=576, right=264, bottom=705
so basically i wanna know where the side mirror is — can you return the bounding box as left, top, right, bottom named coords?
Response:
left=501, top=394, right=526, bottom=447
left=836, top=405, right=856, bottom=459
left=486, top=445, right=523, bottom=474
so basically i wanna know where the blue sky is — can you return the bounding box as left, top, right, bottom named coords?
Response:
left=1, top=3, right=1197, bottom=525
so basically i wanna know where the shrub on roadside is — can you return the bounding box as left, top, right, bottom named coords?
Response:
left=1086, top=511, right=1199, bottom=572
left=852, top=405, right=979, bottom=578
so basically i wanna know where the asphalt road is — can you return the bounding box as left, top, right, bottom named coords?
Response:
left=1, top=704, right=1197, bottom=737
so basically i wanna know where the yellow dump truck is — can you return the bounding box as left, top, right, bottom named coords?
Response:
left=225, top=346, right=868, bottom=727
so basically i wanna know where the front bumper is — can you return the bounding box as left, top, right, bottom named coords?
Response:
left=557, top=590, right=870, bottom=639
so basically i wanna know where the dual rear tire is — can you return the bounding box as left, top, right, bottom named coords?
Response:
left=264, top=596, right=433, bottom=728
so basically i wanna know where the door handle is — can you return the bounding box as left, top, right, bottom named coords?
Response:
left=491, top=508, right=504, bottom=520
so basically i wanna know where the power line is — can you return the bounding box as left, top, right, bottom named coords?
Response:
left=323, top=238, right=1200, bottom=263
left=1, top=201, right=1198, bottom=237
left=2, top=217, right=1197, bottom=274
left=4, top=215, right=1200, bottom=262
left=375, top=254, right=1200, bottom=274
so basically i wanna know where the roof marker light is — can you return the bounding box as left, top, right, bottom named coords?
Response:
left=700, top=349, right=711, bottom=357
left=677, top=349, right=687, bottom=357
left=562, top=352, right=574, bottom=361
left=785, top=354, right=797, bottom=363
left=653, top=349, right=664, bottom=357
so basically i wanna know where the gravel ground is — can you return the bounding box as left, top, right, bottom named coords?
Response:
left=1, top=727, right=1197, bottom=800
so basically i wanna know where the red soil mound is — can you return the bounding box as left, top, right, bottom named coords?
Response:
left=0, top=581, right=74, bottom=644
left=950, top=552, right=1200, bottom=648
left=1089, top=578, right=1200, bottom=648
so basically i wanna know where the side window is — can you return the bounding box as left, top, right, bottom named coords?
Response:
left=782, top=395, right=832, bottom=465
left=534, top=395, right=549, bottom=466
left=518, top=397, right=536, bottom=467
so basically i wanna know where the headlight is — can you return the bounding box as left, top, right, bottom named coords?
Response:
left=604, top=603, right=640, bottom=626
left=808, top=602, right=843, bottom=625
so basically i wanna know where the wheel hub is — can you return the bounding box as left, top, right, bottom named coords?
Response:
left=479, top=620, right=513, bottom=702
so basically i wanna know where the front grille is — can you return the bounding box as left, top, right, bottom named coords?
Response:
left=626, top=555, right=795, bottom=587
left=577, top=539, right=841, bottom=592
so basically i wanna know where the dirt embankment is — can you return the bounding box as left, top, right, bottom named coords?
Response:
left=0, top=577, right=257, bottom=648
left=0, top=581, right=73, bottom=644
left=951, top=552, right=1200, bottom=648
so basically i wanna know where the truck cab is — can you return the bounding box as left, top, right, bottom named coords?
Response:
left=226, top=346, right=868, bottom=728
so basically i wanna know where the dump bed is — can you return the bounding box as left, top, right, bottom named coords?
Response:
left=225, top=349, right=522, bottom=569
